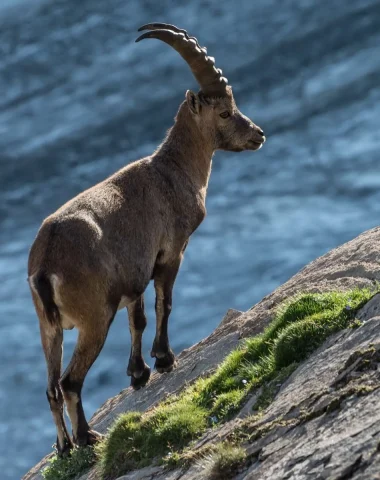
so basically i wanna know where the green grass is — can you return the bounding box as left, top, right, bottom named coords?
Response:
left=96, top=401, right=208, bottom=478
left=42, top=288, right=375, bottom=480
left=42, top=446, right=96, bottom=480
left=194, top=290, right=373, bottom=418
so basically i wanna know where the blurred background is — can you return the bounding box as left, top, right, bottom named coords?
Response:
left=0, top=0, right=379, bottom=478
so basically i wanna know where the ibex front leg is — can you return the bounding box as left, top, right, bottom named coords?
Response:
left=127, top=295, right=151, bottom=389
left=151, top=257, right=182, bottom=373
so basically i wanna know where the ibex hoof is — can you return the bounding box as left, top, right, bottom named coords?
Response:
left=56, top=437, right=74, bottom=458
left=86, top=429, right=104, bottom=445
left=130, top=365, right=151, bottom=390
left=155, top=351, right=177, bottom=373
left=127, top=357, right=149, bottom=379
left=74, top=429, right=103, bottom=447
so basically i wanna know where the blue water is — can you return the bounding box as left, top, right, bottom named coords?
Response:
left=1, top=1, right=380, bottom=478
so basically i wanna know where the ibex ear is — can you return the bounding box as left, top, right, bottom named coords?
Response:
left=186, top=90, right=201, bottom=115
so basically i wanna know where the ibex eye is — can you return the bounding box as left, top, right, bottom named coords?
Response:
left=219, top=111, right=230, bottom=119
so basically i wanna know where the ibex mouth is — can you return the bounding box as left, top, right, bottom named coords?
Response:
left=247, top=139, right=265, bottom=150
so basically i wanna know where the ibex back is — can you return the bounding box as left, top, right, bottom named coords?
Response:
left=28, top=23, right=266, bottom=456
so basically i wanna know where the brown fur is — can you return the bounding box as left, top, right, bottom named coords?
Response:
left=28, top=85, right=265, bottom=454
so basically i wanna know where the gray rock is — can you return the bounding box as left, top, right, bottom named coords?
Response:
left=357, top=293, right=380, bottom=323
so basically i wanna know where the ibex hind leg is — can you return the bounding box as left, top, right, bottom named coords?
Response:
left=126, top=295, right=151, bottom=390
left=59, top=312, right=114, bottom=447
left=39, top=317, right=73, bottom=457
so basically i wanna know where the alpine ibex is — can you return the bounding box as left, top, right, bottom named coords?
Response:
left=28, top=23, right=266, bottom=456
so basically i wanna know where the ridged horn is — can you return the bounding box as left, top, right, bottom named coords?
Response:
left=136, top=23, right=228, bottom=96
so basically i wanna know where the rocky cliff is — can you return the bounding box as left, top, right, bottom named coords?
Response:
left=24, top=227, right=380, bottom=480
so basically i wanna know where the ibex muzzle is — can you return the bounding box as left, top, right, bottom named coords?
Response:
left=28, top=23, right=266, bottom=456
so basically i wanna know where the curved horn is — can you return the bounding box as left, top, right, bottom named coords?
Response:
left=138, top=23, right=206, bottom=53
left=135, top=24, right=228, bottom=96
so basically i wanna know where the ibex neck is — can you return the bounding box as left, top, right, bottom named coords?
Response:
left=154, top=103, right=215, bottom=191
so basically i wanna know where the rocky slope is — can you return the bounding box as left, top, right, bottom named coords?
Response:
left=24, top=226, right=380, bottom=480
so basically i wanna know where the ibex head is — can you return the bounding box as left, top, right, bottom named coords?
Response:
left=136, top=23, right=266, bottom=153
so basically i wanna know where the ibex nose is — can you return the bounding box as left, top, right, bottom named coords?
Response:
left=252, top=125, right=265, bottom=142
left=250, top=123, right=264, bottom=136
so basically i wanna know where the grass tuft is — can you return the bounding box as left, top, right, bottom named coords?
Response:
left=202, top=442, right=246, bottom=479
left=42, top=288, right=375, bottom=480
left=273, top=290, right=371, bottom=369
left=96, top=402, right=207, bottom=478
left=42, top=446, right=95, bottom=480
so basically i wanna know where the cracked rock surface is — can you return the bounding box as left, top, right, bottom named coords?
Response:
left=241, top=317, right=380, bottom=480
left=23, top=227, right=380, bottom=480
